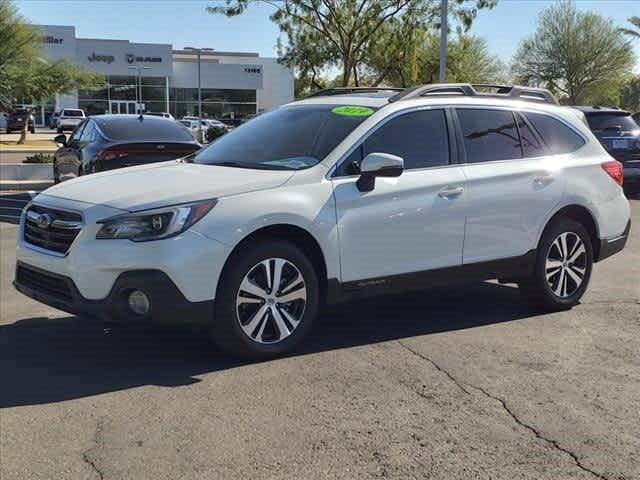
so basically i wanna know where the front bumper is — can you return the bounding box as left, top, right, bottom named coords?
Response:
left=14, top=261, right=214, bottom=325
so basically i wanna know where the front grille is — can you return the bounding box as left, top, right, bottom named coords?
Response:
left=16, top=265, right=73, bottom=302
left=23, top=205, right=82, bottom=255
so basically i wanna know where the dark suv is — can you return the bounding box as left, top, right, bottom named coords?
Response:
left=574, top=106, right=640, bottom=193
left=6, top=109, right=35, bottom=134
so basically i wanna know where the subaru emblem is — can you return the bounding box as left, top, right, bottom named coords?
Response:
left=35, top=213, right=53, bottom=229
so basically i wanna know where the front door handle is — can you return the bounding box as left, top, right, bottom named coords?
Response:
left=534, top=172, right=554, bottom=186
left=438, top=185, right=464, bottom=199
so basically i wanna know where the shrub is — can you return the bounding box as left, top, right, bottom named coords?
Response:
left=24, top=153, right=54, bottom=163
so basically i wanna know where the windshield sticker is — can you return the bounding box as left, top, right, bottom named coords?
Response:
left=332, top=106, right=374, bottom=117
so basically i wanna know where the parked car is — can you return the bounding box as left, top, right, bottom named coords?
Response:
left=632, top=111, right=640, bottom=126
left=15, top=84, right=631, bottom=359
left=145, top=112, right=175, bottom=120
left=49, top=111, right=61, bottom=129
left=179, top=118, right=229, bottom=142
left=56, top=108, right=86, bottom=133
left=52, top=114, right=201, bottom=183
left=0, top=112, right=7, bottom=131
left=573, top=106, right=640, bottom=193
left=6, top=109, right=35, bottom=134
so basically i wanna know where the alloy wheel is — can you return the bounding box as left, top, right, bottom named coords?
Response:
left=235, top=258, right=307, bottom=344
left=545, top=232, right=587, bottom=298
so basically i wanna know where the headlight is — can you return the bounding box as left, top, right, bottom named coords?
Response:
left=96, top=199, right=216, bottom=241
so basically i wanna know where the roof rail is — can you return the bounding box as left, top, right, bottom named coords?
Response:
left=305, top=87, right=404, bottom=98
left=388, top=83, right=559, bottom=105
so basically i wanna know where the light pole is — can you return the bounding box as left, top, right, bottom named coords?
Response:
left=184, top=47, right=214, bottom=142
left=439, top=0, right=448, bottom=83
left=128, top=65, right=151, bottom=115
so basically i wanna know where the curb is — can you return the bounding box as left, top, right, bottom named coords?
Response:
left=0, top=149, right=57, bottom=154
left=0, top=180, right=53, bottom=191
left=0, top=163, right=53, bottom=180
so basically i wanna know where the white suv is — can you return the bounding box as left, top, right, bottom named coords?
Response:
left=14, top=84, right=631, bottom=358
left=56, top=108, right=86, bottom=133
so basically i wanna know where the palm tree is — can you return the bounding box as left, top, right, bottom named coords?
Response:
left=620, top=16, right=640, bottom=39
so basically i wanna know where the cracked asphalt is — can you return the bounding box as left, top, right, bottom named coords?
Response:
left=1, top=197, right=639, bottom=480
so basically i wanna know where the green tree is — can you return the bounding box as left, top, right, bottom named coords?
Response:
left=208, top=0, right=496, bottom=88
left=511, top=1, right=635, bottom=105
left=620, top=76, right=640, bottom=112
left=0, top=0, right=104, bottom=143
left=619, top=15, right=640, bottom=39
left=367, top=32, right=504, bottom=87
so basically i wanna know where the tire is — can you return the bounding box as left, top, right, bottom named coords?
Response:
left=211, top=238, right=320, bottom=359
left=518, top=218, right=593, bottom=311
left=57, top=127, right=63, bottom=134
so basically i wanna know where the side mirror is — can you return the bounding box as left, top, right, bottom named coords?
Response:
left=54, top=134, right=67, bottom=146
left=356, top=152, right=404, bottom=192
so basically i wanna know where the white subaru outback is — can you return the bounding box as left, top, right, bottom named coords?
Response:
left=15, top=84, right=631, bottom=358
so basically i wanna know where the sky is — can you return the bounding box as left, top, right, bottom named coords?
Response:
left=14, top=0, right=640, bottom=68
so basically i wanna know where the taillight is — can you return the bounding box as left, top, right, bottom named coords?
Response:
left=601, top=160, right=623, bottom=187
left=97, top=149, right=128, bottom=161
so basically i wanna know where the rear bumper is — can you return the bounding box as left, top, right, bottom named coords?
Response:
left=597, top=221, right=631, bottom=262
left=14, top=261, right=214, bottom=325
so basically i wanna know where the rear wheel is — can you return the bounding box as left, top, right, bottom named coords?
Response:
left=211, top=239, right=319, bottom=359
left=519, top=218, right=593, bottom=310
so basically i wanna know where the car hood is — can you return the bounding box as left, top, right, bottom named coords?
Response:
left=42, top=160, right=295, bottom=211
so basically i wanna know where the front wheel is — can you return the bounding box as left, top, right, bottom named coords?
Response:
left=519, top=218, right=593, bottom=311
left=211, top=239, right=319, bottom=359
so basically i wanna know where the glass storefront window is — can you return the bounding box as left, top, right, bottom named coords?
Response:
left=170, top=88, right=256, bottom=103
left=79, top=100, right=109, bottom=116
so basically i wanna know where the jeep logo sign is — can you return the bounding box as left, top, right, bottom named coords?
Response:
left=88, top=52, right=115, bottom=64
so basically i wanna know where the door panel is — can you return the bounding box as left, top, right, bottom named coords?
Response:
left=461, top=159, right=564, bottom=263
left=455, top=108, right=566, bottom=264
left=333, top=167, right=467, bottom=282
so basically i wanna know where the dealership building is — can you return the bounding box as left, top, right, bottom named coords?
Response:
left=34, top=25, right=294, bottom=126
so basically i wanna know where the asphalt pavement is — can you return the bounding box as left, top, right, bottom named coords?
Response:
left=0, top=195, right=638, bottom=480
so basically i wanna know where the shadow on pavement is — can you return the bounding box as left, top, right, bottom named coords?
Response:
left=1, top=281, right=540, bottom=408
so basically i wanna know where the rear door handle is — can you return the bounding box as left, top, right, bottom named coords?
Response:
left=438, top=186, right=464, bottom=199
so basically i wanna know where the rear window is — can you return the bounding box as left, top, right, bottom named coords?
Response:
left=97, top=117, right=194, bottom=141
left=524, top=112, right=585, bottom=155
left=584, top=113, right=638, bottom=132
left=63, top=109, right=84, bottom=117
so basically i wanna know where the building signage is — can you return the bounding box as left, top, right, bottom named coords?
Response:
left=42, top=35, right=64, bottom=45
left=126, top=53, right=163, bottom=64
left=244, top=67, right=261, bottom=74
left=88, top=52, right=115, bottom=64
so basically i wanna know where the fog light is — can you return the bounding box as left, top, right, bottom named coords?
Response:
left=128, top=290, right=150, bottom=315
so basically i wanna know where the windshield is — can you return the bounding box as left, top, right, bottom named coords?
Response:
left=586, top=113, right=638, bottom=132
left=192, top=104, right=377, bottom=170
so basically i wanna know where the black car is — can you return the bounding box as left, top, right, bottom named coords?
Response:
left=53, top=114, right=201, bottom=183
left=574, top=106, right=640, bottom=192
left=6, top=109, right=35, bottom=134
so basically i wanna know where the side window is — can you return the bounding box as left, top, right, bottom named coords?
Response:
left=457, top=109, right=521, bottom=163
left=69, top=121, right=87, bottom=142
left=516, top=113, right=546, bottom=158
left=363, top=109, right=449, bottom=170
left=524, top=112, right=585, bottom=155
left=80, top=121, right=96, bottom=142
